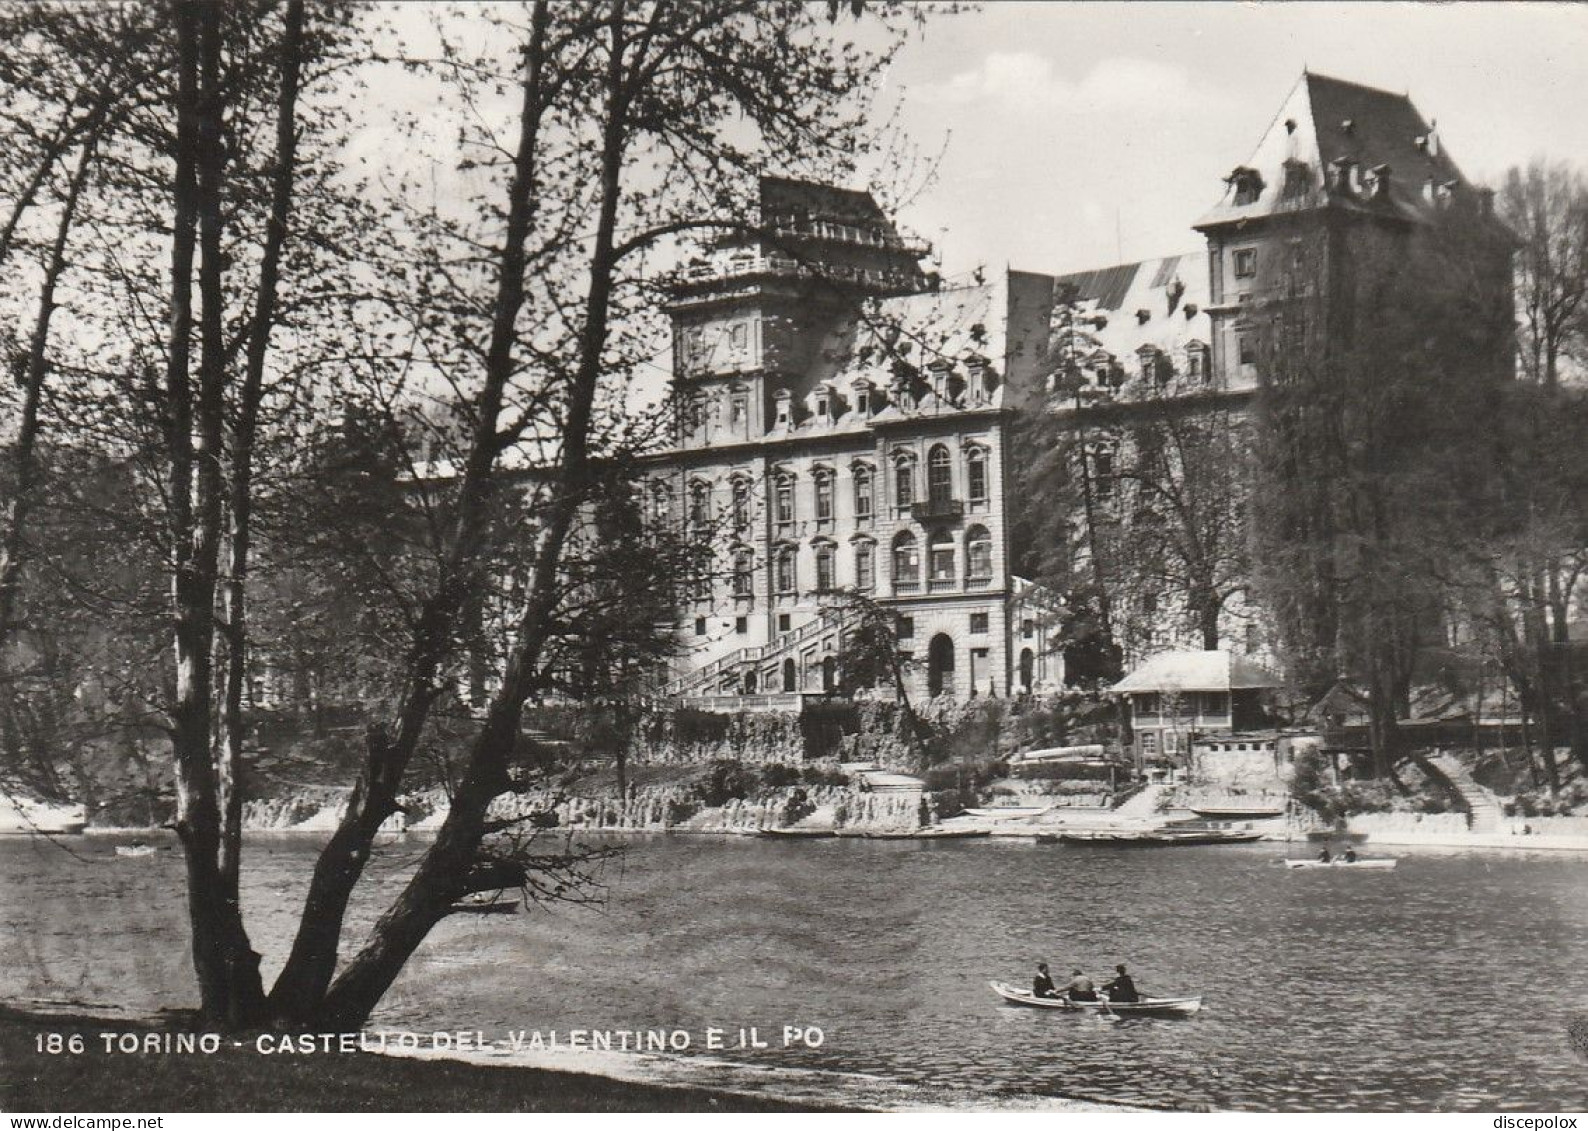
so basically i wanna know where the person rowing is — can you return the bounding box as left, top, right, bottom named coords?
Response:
left=1317, top=845, right=1332, bottom=863
left=1033, top=962, right=1059, bottom=999
left=1062, top=968, right=1099, bottom=1002
left=1102, top=963, right=1139, bottom=1004
left=1342, top=846, right=1358, bottom=863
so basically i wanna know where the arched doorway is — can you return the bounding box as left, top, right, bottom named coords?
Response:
left=821, top=655, right=837, bottom=693
left=744, top=669, right=758, bottom=694
left=1019, top=648, right=1034, bottom=693
left=782, top=657, right=797, bottom=693
left=927, top=633, right=955, bottom=697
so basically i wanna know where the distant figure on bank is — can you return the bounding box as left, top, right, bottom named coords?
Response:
left=1317, top=845, right=1332, bottom=863
left=1063, top=969, right=1099, bottom=1002
left=1342, top=846, right=1358, bottom=863
left=1033, top=962, right=1059, bottom=999
left=1102, top=964, right=1139, bottom=1003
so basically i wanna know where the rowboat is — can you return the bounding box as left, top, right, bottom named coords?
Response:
left=758, top=828, right=837, bottom=839
left=449, top=896, right=520, bottom=914
left=963, top=807, right=1048, bottom=820
left=115, top=844, right=157, bottom=858
left=1282, top=857, right=1397, bottom=870
left=863, top=828, right=992, bottom=840
left=988, top=980, right=1202, bottom=1017
left=1190, top=805, right=1284, bottom=819
left=1045, top=829, right=1263, bottom=846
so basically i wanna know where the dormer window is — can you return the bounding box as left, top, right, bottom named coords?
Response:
left=856, top=389, right=870, bottom=415
left=774, top=389, right=792, bottom=428
left=1365, top=164, right=1392, bottom=202
left=1330, top=157, right=1357, bottom=196
left=815, top=393, right=829, bottom=420
left=1229, top=166, right=1265, bottom=206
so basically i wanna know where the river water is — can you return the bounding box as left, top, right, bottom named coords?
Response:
left=2, top=832, right=1586, bottom=1111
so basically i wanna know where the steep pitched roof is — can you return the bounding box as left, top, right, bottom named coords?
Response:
left=1196, top=71, right=1470, bottom=231
left=1110, top=650, right=1281, bottom=694
left=1053, top=253, right=1210, bottom=364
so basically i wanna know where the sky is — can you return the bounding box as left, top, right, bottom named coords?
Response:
left=876, top=2, right=1588, bottom=279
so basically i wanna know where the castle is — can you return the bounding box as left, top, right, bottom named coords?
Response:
left=643, top=72, right=1509, bottom=707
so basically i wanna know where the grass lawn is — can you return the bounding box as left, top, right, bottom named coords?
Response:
left=0, top=1007, right=846, bottom=1113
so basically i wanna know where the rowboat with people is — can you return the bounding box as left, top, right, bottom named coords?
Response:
left=988, top=980, right=1203, bottom=1017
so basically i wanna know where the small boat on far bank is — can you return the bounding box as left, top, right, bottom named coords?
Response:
left=1039, top=828, right=1263, bottom=846
left=863, top=828, right=992, bottom=841
left=758, top=828, right=838, bottom=839
left=989, top=980, right=1203, bottom=1017
left=114, top=844, right=158, bottom=858
left=1282, top=857, right=1397, bottom=870
left=449, top=895, right=521, bottom=914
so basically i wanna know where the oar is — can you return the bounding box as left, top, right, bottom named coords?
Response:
left=1096, top=990, right=1120, bottom=1022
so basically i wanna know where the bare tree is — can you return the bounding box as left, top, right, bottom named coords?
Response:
left=1500, top=159, right=1588, bottom=388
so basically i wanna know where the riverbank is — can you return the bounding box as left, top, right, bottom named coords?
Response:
left=0, top=1005, right=845, bottom=1113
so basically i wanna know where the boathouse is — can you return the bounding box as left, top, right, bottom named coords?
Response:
left=1110, top=650, right=1280, bottom=773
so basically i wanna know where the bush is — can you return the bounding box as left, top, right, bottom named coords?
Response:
left=663, top=797, right=699, bottom=826
left=760, top=763, right=802, bottom=789
left=695, top=760, right=755, bottom=807
left=779, top=787, right=815, bottom=827
left=801, top=765, right=851, bottom=788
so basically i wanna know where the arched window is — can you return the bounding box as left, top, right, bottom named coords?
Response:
left=775, top=544, right=797, bottom=594
left=965, top=525, right=993, bottom=586
left=732, top=549, right=754, bottom=597
left=813, top=467, right=834, bottom=522
left=649, top=482, right=671, bottom=524
left=687, top=480, right=711, bottom=532
left=814, top=541, right=836, bottom=592
left=854, top=539, right=875, bottom=591
left=928, top=444, right=953, bottom=504
left=731, top=476, right=751, bottom=530
left=853, top=464, right=874, bottom=519
left=894, top=454, right=915, bottom=508
left=966, top=446, right=988, bottom=502
left=891, top=531, right=919, bottom=591
left=774, top=472, right=795, bottom=525
left=782, top=657, right=797, bottom=693
left=928, top=528, right=955, bottom=589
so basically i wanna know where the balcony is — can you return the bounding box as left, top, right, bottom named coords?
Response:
left=911, top=497, right=964, bottom=522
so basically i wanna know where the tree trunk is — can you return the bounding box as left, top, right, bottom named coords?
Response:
left=167, top=2, right=265, bottom=1027
left=0, top=132, right=98, bottom=652
left=218, top=0, right=305, bottom=899
left=268, top=0, right=551, bottom=1021
left=315, top=1, right=629, bottom=1028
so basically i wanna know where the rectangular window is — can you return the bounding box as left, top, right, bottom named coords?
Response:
left=854, top=470, right=873, bottom=519
left=896, top=616, right=914, bottom=641
left=815, top=475, right=833, bottom=521
left=1233, top=248, right=1257, bottom=278
left=969, top=612, right=989, bottom=635
left=730, top=393, right=747, bottom=425
left=1238, top=334, right=1256, bottom=366
left=856, top=544, right=874, bottom=591
left=735, top=616, right=748, bottom=635
left=730, top=322, right=748, bottom=350
left=778, top=613, right=791, bottom=633
left=694, top=617, right=707, bottom=636
left=1021, top=618, right=1035, bottom=639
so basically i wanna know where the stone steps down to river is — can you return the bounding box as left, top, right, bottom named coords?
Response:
left=1425, top=751, right=1505, bottom=833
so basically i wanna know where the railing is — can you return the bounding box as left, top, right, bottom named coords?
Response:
left=669, top=254, right=924, bottom=293
left=893, top=579, right=920, bottom=595
left=662, top=606, right=853, bottom=699
left=911, top=498, right=964, bottom=522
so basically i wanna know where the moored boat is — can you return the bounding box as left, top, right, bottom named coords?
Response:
left=758, top=827, right=838, bottom=839
left=114, top=844, right=158, bottom=858
left=963, top=807, right=1048, bottom=820
left=1189, top=805, right=1284, bottom=819
left=449, top=895, right=521, bottom=914
left=1282, top=857, right=1397, bottom=870
left=988, top=980, right=1202, bottom=1017
left=1049, top=828, right=1263, bottom=846
left=863, top=828, right=992, bottom=840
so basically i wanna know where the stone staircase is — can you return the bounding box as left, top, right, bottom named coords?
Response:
left=663, top=608, right=854, bottom=700
left=1110, top=782, right=1168, bottom=820
left=1426, top=750, right=1505, bottom=833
